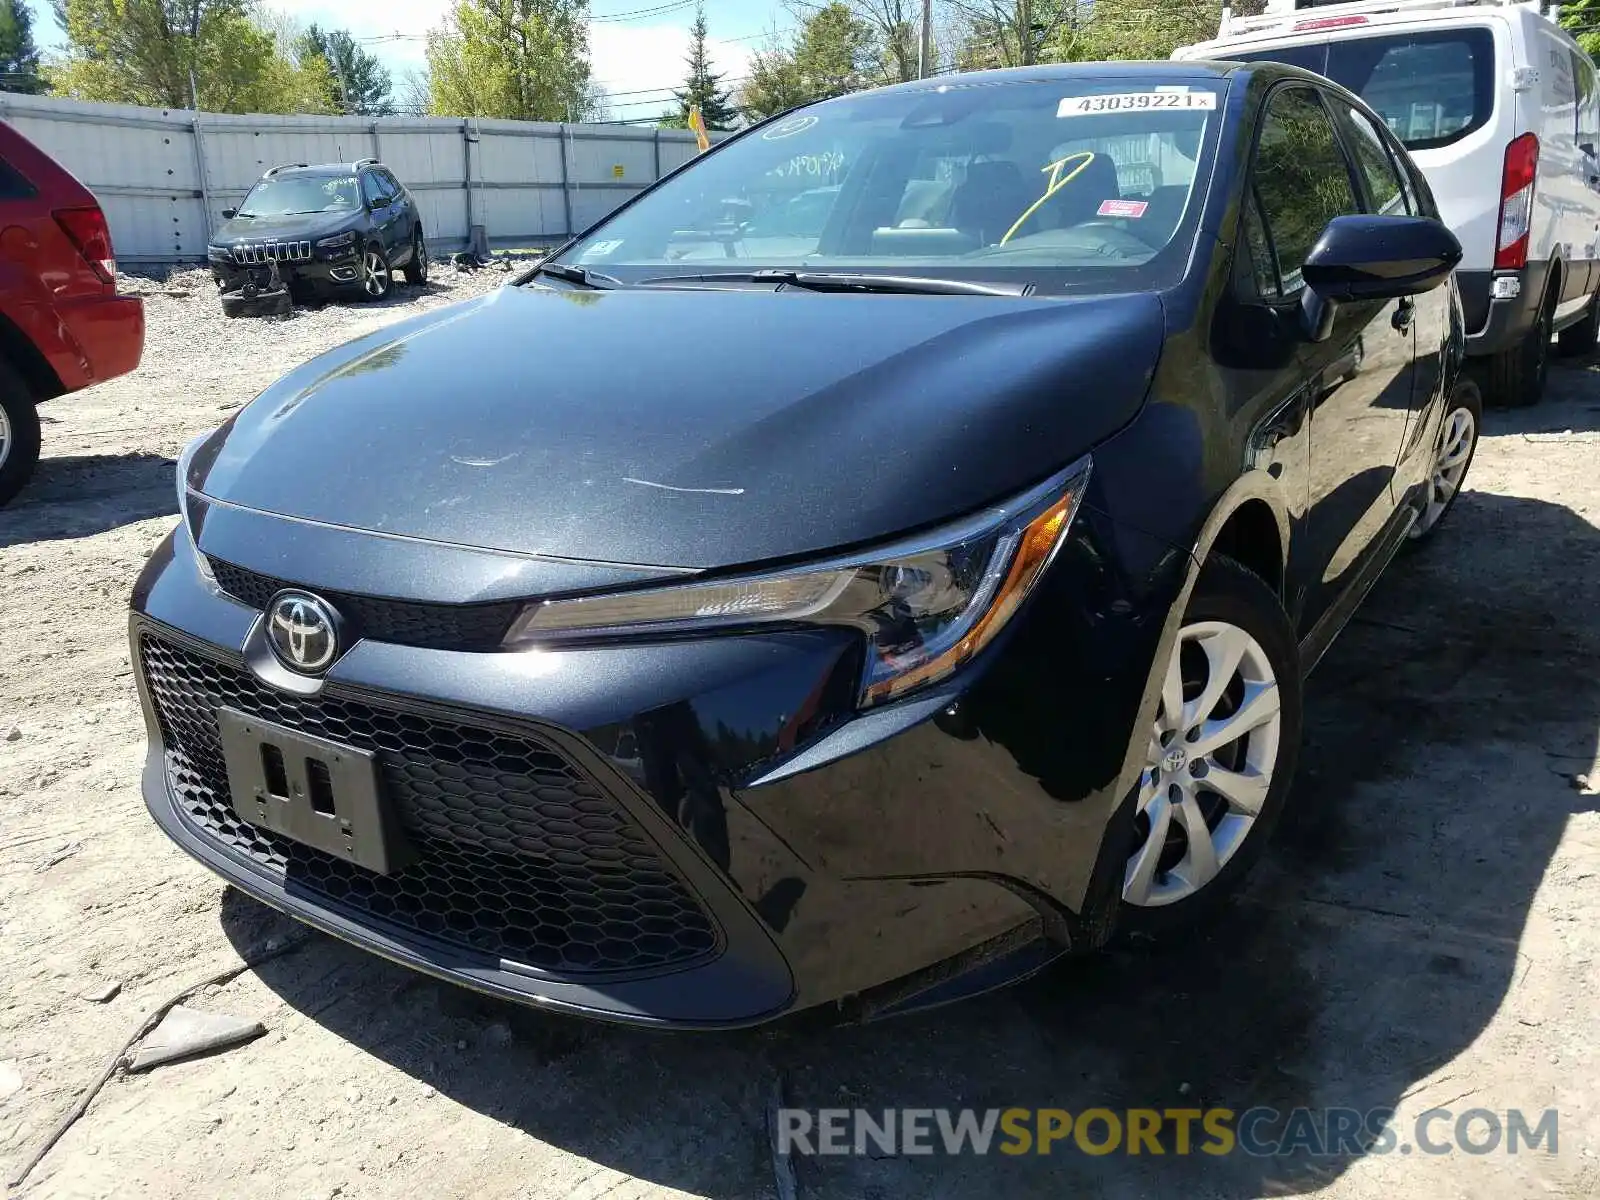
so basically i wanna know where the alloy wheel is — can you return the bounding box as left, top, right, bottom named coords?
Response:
left=1124, top=620, right=1284, bottom=907
left=363, top=250, right=389, bottom=297
left=415, top=237, right=429, bottom=283
left=1410, top=405, right=1477, bottom=539
left=0, top=404, right=10, bottom=470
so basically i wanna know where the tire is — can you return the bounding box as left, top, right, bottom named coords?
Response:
left=1485, top=279, right=1553, bottom=408
left=1557, top=292, right=1600, bottom=356
left=402, top=229, right=429, bottom=286
left=1116, top=555, right=1304, bottom=938
left=0, top=359, right=43, bottom=508
left=1408, top=375, right=1482, bottom=545
left=360, top=244, right=392, bottom=301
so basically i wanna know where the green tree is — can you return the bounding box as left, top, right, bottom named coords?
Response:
left=661, top=4, right=738, bottom=130
left=295, top=24, right=393, bottom=115
left=1562, top=0, right=1600, bottom=57
left=48, top=0, right=327, bottom=112
left=738, top=3, right=874, bottom=121
left=951, top=0, right=1083, bottom=69
left=808, top=1, right=922, bottom=83
left=426, top=0, right=593, bottom=120
left=1056, top=0, right=1261, bottom=62
left=0, top=0, right=44, bottom=94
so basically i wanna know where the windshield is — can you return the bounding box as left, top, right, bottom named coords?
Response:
left=555, top=77, right=1225, bottom=294
left=1231, top=27, right=1495, bottom=151
left=237, top=175, right=361, bottom=218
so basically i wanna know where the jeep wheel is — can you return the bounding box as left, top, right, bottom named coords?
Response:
left=362, top=246, right=392, bottom=300
left=0, top=359, right=43, bottom=507
left=403, top=230, right=429, bottom=286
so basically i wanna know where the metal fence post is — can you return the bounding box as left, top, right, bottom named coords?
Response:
left=653, top=128, right=662, bottom=181
left=369, top=120, right=382, bottom=162
left=192, top=111, right=215, bottom=242
left=559, top=122, right=574, bottom=239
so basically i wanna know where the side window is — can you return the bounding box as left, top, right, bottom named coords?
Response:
left=0, top=156, right=34, bottom=200
left=360, top=171, right=387, bottom=206
left=1250, top=87, right=1361, bottom=295
left=1341, top=104, right=1410, bottom=215
left=1241, top=187, right=1282, bottom=300
left=1575, top=51, right=1600, bottom=149
left=379, top=169, right=404, bottom=199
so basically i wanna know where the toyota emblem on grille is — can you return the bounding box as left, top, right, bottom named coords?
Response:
left=266, top=591, right=342, bottom=674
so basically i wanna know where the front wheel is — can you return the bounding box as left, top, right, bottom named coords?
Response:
left=360, top=245, right=392, bottom=300
left=0, top=359, right=43, bottom=508
left=1408, top=375, right=1481, bottom=544
left=1118, top=556, right=1303, bottom=936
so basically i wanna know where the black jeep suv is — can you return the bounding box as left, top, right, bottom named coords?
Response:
left=206, top=160, right=428, bottom=308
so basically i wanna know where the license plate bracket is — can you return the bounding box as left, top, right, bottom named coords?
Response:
left=217, top=707, right=413, bottom=875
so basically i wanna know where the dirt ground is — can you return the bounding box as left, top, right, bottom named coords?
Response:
left=1, top=271, right=1598, bottom=1200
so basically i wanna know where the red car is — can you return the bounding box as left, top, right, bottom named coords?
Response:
left=0, top=121, right=144, bottom=506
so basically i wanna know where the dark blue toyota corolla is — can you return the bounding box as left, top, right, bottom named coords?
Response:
left=132, top=61, right=1474, bottom=1027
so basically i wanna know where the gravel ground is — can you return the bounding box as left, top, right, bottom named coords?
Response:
left=1, top=275, right=1598, bottom=1200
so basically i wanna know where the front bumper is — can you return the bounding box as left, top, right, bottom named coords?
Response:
left=131, top=504, right=1173, bottom=1026
left=1460, top=263, right=1550, bottom=357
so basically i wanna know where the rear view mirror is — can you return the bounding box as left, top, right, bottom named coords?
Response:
left=1299, top=214, right=1462, bottom=342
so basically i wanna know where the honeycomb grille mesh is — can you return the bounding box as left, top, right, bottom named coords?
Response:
left=208, top=559, right=520, bottom=652
left=139, top=632, right=719, bottom=975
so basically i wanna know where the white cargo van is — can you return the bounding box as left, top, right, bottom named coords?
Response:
left=1176, top=0, right=1600, bottom=406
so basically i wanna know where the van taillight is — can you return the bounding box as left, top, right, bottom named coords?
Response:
left=1495, top=133, right=1539, bottom=271
left=53, top=205, right=116, bottom=285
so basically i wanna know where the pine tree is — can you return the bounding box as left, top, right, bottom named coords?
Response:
left=0, top=0, right=44, bottom=94
left=663, top=4, right=738, bottom=130
left=296, top=25, right=393, bottom=115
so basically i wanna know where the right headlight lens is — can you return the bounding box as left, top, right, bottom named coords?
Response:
left=316, top=230, right=358, bottom=249
left=503, top=458, right=1092, bottom=706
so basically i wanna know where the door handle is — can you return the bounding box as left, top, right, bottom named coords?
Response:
left=1392, top=300, right=1415, bottom=333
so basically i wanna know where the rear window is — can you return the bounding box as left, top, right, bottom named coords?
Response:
left=1233, top=27, right=1496, bottom=150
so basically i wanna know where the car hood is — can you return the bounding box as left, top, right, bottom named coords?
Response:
left=212, top=212, right=355, bottom=244
left=189, top=284, right=1165, bottom=572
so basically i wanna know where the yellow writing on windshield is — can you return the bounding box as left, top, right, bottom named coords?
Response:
left=1001, top=152, right=1097, bottom=246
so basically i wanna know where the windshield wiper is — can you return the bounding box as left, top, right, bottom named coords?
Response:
left=530, top=261, right=623, bottom=290
left=636, top=270, right=1032, bottom=297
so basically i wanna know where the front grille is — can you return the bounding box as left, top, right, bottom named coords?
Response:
left=232, top=241, right=312, bottom=265
left=209, top=559, right=520, bottom=652
left=139, top=632, right=720, bottom=976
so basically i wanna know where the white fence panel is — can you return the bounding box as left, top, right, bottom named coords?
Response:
left=0, top=91, right=718, bottom=264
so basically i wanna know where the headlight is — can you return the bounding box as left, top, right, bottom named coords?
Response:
left=503, top=457, right=1091, bottom=706
left=175, top=432, right=218, bottom=589
left=206, top=244, right=231, bottom=259
left=316, top=231, right=358, bottom=249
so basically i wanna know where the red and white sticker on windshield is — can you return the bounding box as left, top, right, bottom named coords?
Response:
left=1059, top=91, right=1216, bottom=117
left=1098, top=199, right=1149, bottom=219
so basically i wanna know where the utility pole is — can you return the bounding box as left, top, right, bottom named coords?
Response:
left=919, top=0, right=933, bottom=78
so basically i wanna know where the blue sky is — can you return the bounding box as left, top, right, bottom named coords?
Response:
left=23, top=0, right=789, bottom=118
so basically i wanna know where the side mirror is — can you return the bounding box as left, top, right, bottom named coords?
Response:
left=1298, top=214, right=1462, bottom=342
left=220, top=208, right=236, bottom=220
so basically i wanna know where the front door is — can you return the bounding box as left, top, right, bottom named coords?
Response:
left=1249, top=86, right=1415, bottom=636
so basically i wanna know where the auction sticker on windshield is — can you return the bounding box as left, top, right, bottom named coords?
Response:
left=1058, top=92, right=1217, bottom=116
